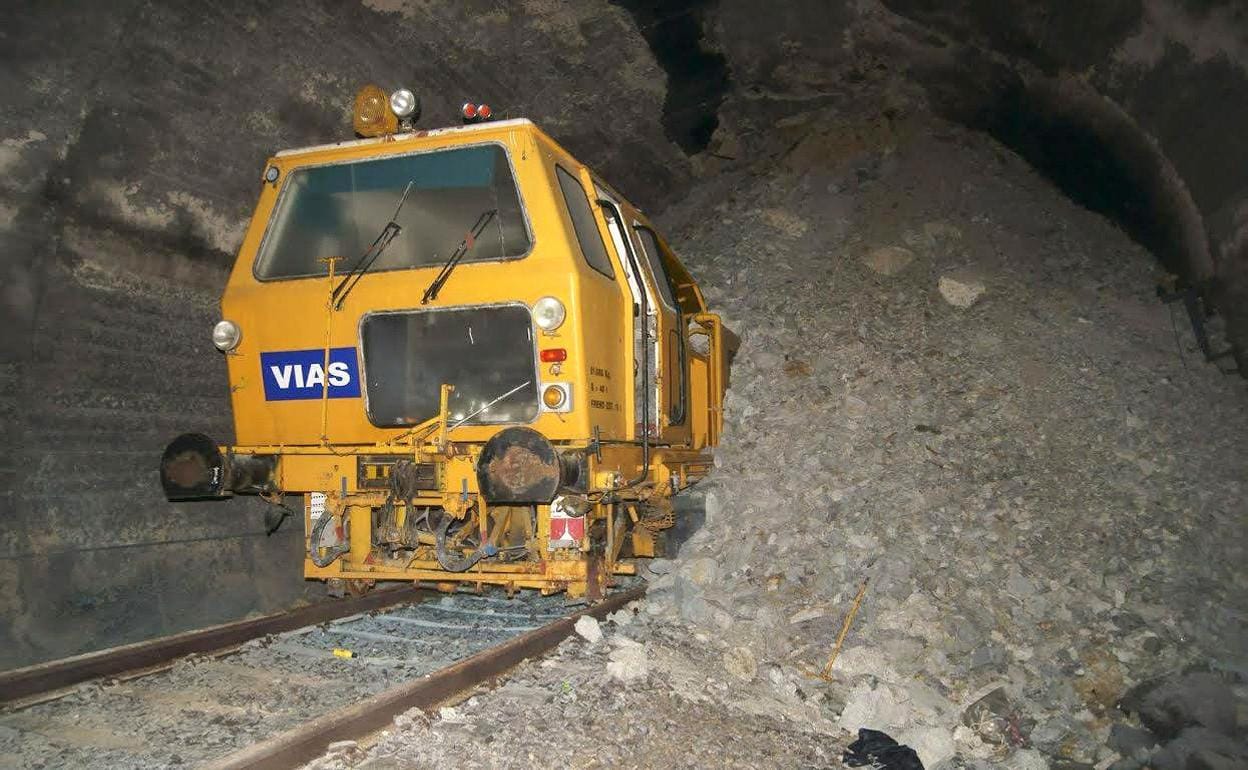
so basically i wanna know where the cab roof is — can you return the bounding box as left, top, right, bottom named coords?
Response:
left=273, top=118, right=537, bottom=159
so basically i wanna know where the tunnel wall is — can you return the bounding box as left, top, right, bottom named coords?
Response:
left=703, top=0, right=1248, bottom=367
left=0, top=0, right=684, bottom=670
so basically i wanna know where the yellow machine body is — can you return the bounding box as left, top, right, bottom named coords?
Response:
left=164, top=117, right=736, bottom=598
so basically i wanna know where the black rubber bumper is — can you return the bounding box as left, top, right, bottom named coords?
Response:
left=160, top=433, right=277, bottom=501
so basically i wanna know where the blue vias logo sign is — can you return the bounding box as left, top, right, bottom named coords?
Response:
left=260, top=347, right=361, bottom=401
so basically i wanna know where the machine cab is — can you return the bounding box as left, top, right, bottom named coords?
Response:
left=161, top=87, right=735, bottom=598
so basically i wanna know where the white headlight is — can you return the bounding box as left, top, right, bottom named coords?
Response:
left=532, top=297, right=566, bottom=332
left=389, top=88, right=418, bottom=118
left=212, top=320, right=241, bottom=352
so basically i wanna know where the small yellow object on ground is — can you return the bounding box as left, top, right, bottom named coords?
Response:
left=332, top=648, right=355, bottom=659
left=819, top=577, right=870, bottom=681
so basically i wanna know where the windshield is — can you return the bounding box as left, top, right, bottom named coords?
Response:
left=255, top=144, right=530, bottom=280
left=361, top=305, right=539, bottom=427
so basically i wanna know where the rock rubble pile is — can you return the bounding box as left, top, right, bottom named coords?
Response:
left=645, top=111, right=1248, bottom=768
left=304, top=92, right=1246, bottom=770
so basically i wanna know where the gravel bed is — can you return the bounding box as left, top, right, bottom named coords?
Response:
left=306, top=607, right=845, bottom=770
left=0, top=593, right=575, bottom=769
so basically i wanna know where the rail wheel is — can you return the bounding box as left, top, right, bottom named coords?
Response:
left=345, top=578, right=375, bottom=597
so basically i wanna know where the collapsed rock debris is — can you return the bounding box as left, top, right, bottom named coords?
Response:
left=308, top=101, right=1245, bottom=770
left=644, top=105, right=1248, bottom=767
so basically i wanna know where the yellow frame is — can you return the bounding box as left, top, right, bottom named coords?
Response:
left=213, top=119, right=733, bottom=596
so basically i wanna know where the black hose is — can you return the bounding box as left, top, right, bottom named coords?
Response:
left=434, top=514, right=485, bottom=572
left=309, top=511, right=350, bottom=568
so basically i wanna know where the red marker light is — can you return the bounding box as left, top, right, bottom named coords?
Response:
left=461, top=102, right=477, bottom=120
left=540, top=348, right=567, bottom=363
left=477, top=104, right=492, bottom=120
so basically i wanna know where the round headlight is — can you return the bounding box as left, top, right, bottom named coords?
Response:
left=532, top=297, right=566, bottom=332
left=212, top=320, right=241, bottom=352
left=389, top=88, right=418, bottom=118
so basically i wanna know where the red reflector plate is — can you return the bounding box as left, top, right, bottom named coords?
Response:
left=549, top=517, right=585, bottom=542
left=540, top=348, right=567, bottom=362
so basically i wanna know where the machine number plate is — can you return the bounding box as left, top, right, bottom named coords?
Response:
left=308, top=492, right=327, bottom=521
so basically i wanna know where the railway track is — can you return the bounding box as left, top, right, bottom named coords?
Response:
left=0, top=586, right=642, bottom=770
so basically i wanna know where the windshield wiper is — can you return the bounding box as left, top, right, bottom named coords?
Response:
left=421, top=209, right=498, bottom=305
left=331, top=181, right=414, bottom=311
left=448, top=380, right=531, bottom=429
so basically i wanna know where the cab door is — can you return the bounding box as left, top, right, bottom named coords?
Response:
left=630, top=222, right=688, bottom=444
left=595, top=189, right=657, bottom=440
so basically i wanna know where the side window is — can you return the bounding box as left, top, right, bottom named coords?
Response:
left=633, top=227, right=678, bottom=311
left=667, top=329, right=687, bottom=426
left=555, top=166, right=614, bottom=279
left=635, top=226, right=686, bottom=425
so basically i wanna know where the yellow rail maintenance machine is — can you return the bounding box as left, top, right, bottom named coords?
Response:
left=160, top=86, right=737, bottom=599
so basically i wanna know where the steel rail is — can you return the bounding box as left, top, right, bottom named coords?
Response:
left=207, top=586, right=645, bottom=770
left=0, top=586, right=428, bottom=705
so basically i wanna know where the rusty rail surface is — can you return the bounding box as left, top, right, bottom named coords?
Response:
left=0, top=586, right=428, bottom=705
left=208, top=586, right=645, bottom=770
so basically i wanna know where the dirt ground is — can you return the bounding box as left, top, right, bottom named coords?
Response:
left=310, top=610, right=845, bottom=770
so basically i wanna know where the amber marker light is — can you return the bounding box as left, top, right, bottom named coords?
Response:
left=543, top=385, right=567, bottom=409
left=353, top=84, right=397, bottom=137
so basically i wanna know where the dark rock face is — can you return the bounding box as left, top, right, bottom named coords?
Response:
left=610, top=0, right=729, bottom=153
left=702, top=0, right=1248, bottom=369
left=878, top=0, right=1147, bottom=74
left=1115, top=670, right=1245, bottom=769
left=1135, top=672, right=1237, bottom=739
left=1149, top=727, right=1248, bottom=770
left=0, top=0, right=682, bottom=669
left=1108, top=723, right=1160, bottom=758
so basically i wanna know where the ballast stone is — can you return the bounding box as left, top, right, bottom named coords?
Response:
left=1002, top=748, right=1050, bottom=770
left=898, top=725, right=957, bottom=768
left=938, top=272, right=986, bottom=307
left=722, top=646, right=757, bottom=682
left=862, top=245, right=915, bottom=276
left=607, top=608, right=634, bottom=627
left=574, top=615, right=603, bottom=645
left=704, top=490, right=721, bottom=526
left=681, top=557, right=719, bottom=587
left=607, top=643, right=650, bottom=683
left=1107, top=723, right=1160, bottom=759
left=923, top=221, right=963, bottom=243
